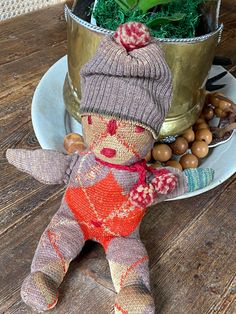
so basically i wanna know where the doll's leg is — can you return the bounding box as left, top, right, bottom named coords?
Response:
left=21, top=200, right=85, bottom=312
left=106, top=236, right=155, bottom=314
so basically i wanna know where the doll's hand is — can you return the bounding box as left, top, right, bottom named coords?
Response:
left=6, top=149, right=79, bottom=185
left=184, top=168, right=214, bottom=192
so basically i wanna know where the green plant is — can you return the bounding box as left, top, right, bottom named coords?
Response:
left=93, top=0, right=206, bottom=38
left=114, top=0, right=175, bottom=13
left=146, top=12, right=185, bottom=28
left=113, top=0, right=185, bottom=29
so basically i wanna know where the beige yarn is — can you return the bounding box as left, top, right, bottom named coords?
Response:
left=0, top=0, right=66, bottom=21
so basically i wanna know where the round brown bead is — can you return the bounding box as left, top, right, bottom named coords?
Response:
left=152, top=144, right=172, bottom=162
left=166, top=160, right=183, bottom=171
left=195, top=129, right=213, bottom=144
left=191, top=140, right=209, bottom=158
left=170, top=137, right=188, bottom=155
left=64, top=133, right=86, bottom=154
left=182, top=128, right=195, bottom=143
left=180, top=154, right=199, bottom=169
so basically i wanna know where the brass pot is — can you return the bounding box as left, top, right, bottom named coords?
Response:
left=63, top=0, right=223, bottom=139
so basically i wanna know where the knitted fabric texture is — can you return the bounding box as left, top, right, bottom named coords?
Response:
left=64, top=152, right=184, bottom=250
left=184, top=168, right=215, bottom=192
left=82, top=115, right=154, bottom=165
left=6, top=149, right=76, bottom=185
left=114, top=22, right=151, bottom=51
left=80, top=35, right=173, bottom=139
left=18, top=151, right=185, bottom=313
left=6, top=148, right=214, bottom=313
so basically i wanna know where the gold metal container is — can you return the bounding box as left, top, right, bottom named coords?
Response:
left=64, top=1, right=223, bottom=139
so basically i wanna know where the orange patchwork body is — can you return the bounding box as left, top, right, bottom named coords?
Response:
left=65, top=170, right=145, bottom=250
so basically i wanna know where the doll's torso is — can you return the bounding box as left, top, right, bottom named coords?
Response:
left=64, top=152, right=149, bottom=249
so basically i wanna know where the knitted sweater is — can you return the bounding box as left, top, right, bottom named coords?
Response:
left=65, top=151, right=187, bottom=249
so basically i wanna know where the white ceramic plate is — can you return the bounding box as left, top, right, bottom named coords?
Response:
left=32, top=56, right=236, bottom=200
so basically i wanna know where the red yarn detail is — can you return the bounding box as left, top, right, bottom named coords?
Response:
left=135, top=125, right=145, bottom=133
left=47, top=292, right=59, bottom=309
left=88, top=115, right=92, bottom=125
left=107, top=119, right=118, bottom=135
left=91, top=220, right=103, bottom=228
left=114, top=22, right=151, bottom=51
left=100, top=147, right=117, bottom=158
left=95, top=157, right=176, bottom=207
left=125, top=23, right=132, bottom=37
left=120, top=255, right=148, bottom=289
left=47, top=230, right=66, bottom=273
left=95, top=157, right=170, bottom=187
left=151, top=172, right=177, bottom=194
left=114, top=303, right=128, bottom=314
left=129, top=183, right=156, bottom=207
left=95, top=157, right=148, bottom=186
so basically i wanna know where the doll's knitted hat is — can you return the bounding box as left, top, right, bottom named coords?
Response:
left=80, top=22, right=173, bottom=139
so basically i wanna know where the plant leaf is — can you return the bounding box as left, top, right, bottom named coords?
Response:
left=138, top=0, right=175, bottom=13
left=114, top=0, right=138, bottom=12
left=127, top=0, right=139, bottom=9
left=147, top=13, right=185, bottom=28
left=114, top=0, right=130, bottom=12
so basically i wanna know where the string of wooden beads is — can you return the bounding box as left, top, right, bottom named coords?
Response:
left=146, top=92, right=234, bottom=171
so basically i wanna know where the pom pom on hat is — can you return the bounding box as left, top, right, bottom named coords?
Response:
left=114, top=22, right=151, bottom=51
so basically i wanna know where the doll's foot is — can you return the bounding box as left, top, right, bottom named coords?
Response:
left=21, top=271, right=59, bottom=312
left=114, top=284, right=155, bottom=314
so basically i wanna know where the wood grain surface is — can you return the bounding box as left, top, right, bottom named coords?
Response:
left=0, top=1, right=235, bottom=313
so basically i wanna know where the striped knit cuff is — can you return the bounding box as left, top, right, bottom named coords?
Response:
left=184, top=168, right=214, bottom=192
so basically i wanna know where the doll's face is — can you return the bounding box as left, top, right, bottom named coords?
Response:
left=82, top=115, right=154, bottom=165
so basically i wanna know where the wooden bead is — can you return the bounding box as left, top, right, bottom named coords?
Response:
left=215, top=108, right=228, bottom=118
left=180, top=154, right=199, bottom=169
left=170, top=137, right=188, bottom=155
left=195, top=118, right=206, bottom=125
left=67, top=143, right=86, bottom=154
left=182, top=128, right=195, bottom=143
left=150, top=161, right=162, bottom=169
left=202, top=107, right=214, bottom=120
left=166, top=160, right=183, bottom=171
left=218, top=99, right=232, bottom=111
left=191, top=140, right=209, bottom=158
left=196, top=122, right=209, bottom=130
left=64, top=133, right=86, bottom=154
left=152, top=144, right=172, bottom=162
left=195, top=129, right=213, bottom=144
left=209, top=92, right=224, bottom=107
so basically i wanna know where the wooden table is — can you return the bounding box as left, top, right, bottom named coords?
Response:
left=0, top=2, right=236, bottom=313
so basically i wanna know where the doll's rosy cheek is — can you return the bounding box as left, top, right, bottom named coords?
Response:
left=135, top=125, right=145, bottom=133
left=88, top=115, right=92, bottom=125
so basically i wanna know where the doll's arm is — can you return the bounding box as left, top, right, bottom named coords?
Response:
left=183, top=168, right=214, bottom=192
left=6, top=149, right=79, bottom=185
left=152, top=167, right=214, bottom=203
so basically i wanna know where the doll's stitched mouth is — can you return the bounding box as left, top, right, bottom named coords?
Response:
left=100, top=148, right=117, bottom=158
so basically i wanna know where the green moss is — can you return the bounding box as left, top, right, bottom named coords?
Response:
left=92, top=0, right=206, bottom=38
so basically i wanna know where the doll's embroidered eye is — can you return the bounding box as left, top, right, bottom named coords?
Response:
left=88, top=115, right=92, bottom=125
left=135, top=125, right=145, bottom=133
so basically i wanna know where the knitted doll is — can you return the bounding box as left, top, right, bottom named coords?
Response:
left=6, top=22, right=214, bottom=313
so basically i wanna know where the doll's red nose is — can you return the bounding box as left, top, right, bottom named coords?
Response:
left=100, top=148, right=117, bottom=158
